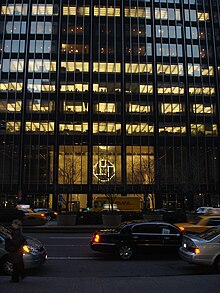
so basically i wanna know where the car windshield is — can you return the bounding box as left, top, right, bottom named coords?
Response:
left=198, top=227, right=220, bottom=240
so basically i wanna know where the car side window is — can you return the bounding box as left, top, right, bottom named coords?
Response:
left=159, top=225, right=179, bottom=235
left=132, top=224, right=160, bottom=234
left=207, top=219, right=220, bottom=226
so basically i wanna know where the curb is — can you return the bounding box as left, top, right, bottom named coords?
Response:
left=22, top=225, right=111, bottom=233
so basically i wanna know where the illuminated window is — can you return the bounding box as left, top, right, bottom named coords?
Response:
left=0, top=82, right=23, bottom=91
left=189, top=87, right=215, bottom=95
left=94, top=103, right=116, bottom=113
left=28, top=100, right=54, bottom=113
left=139, top=85, right=153, bottom=94
left=1, top=4, right=28, bottom=15
left=6, top=121, right=20, bottom=133
left=157, top=87, right=184, bottom=95
left=2, top=59, right=24, bottom=72
left=188, top=64, right=201, bottom=76
left=64, top=102, right=88, bottom=113
left=59, top=123, right=88, bottom=133
left=125, top=63, right=152, bottom=74
left=155, top=8, right=181, bottom=20
left=201, top=66, right=214, bottom=76
left=93, top=62, right=121, bottom=73
left=93, top=84, right=108, bottom=93
left=160, top=103, right=184, bottom=114
left=61, top=62, right=89, bottom=72
left=159, top=125, right=186, bottom=135
left=124, top=7, right=151, bottom=18
left=27, top=79, right=55, bottom=93
left=28, top=60, right=56, bottom=73
left=32, top=4, right=54, bottom=15
left=63, top=6, right=90, bottom=16
left=192, top=104, right=213, bottom=114
left=60, top=84, right=88, bottom=92
left=126, top=123, right=154, bottom=135
left=197, top=12, right=209, bottom=21
left=127, top=103, right=151, bottom=113
left=94, top=6, right=120, bottom=17
left=157, top=64, right=184, bottom=76
left=93, top=123, right=121, bottom=134
left=191, top=124, right=217, bottom=136
left=0, top=101, right=22, bottom=112
left=26, top=122, right=54, bottom=133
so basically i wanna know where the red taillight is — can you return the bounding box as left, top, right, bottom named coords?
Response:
left=41, top=213, right=45, bottom=217
left=188, top=246, right=200, bottom=254
left=179, top=226, right=185, bottom=232
left=94, top=234, right=100, bottom=243
left=54, top=212, right=58, bottom=216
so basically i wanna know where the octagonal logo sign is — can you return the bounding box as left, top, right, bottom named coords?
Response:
left=93, top=159, right=115, bottom=183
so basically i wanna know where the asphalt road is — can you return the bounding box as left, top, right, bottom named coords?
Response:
left=1, top=232, right=220, bottom=293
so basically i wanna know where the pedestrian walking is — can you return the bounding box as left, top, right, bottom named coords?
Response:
left=5, top=219, right=26, bottom=282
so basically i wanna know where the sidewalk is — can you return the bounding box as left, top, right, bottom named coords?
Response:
left=1, top=274, right=220, bottom=293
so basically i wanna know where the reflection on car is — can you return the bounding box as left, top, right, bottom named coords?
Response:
left=179, top=227, right=220, bottom=271
left=90, top=221, right=182, bottom=260
left=0, top=224, right=47, bottom=275
left=176, top=216, right=220, bottom=233
left=34, top=208, right=58, bottom=221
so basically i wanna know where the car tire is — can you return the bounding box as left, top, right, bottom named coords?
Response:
left=117, top=243, right=134, bottom=260
left=214, top=255, right=220, bottom=272
left=1, top=255, right=13, bottom=275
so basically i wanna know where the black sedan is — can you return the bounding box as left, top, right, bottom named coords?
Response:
left=90, top=221, right=183, bottom=260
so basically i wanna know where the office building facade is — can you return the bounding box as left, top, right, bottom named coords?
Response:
left=0, top=0, right=220, bottom=210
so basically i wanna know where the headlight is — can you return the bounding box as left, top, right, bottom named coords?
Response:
left=23, top=245, right=38, bottom=253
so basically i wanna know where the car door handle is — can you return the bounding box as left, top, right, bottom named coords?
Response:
left=133, top=236, right=139, bottom=239
left=164, top=237, right=170, bottom=240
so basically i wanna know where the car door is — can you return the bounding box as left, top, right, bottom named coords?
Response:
left=131, top=223, right=164, bottom=253
left=158, top=224, right=182, bottom=248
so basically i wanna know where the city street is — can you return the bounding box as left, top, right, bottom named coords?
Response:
left=1, top=232, right=220, bottom=292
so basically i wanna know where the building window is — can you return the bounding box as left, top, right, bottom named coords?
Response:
left=32, top=4, right=54, bottom=16
left=4, top=40, right=25, bottom=53
left=94, top=6, right=120, bottom=17
left=6, top=22, right=26, bottom=34
left=1, top=4, right=28, bottom=15
left=30, top=22, right=53, bottom=34
left=63, top=6, right=90, bottom=16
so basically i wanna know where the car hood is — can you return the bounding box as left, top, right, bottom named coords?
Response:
left=25, top=236, right=45, bottom=249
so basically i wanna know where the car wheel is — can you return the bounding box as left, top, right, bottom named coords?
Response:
left=214, top=256, right=220, bottom=272
left=117, top=244, right=134, bottom=260
left=1, top=255, right=13, bottom=275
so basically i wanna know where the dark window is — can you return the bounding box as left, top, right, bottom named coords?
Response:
left=207, top=219, right=220, bottom=226
left=159, top=224, right=180, bottom=234
left=132, top=224, right=160, bottom=234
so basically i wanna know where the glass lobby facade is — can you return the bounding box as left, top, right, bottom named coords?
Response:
left=0, top=0, right=220, bottom=211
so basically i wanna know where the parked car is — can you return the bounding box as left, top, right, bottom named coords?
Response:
left=195, top=207, right=220, bottom=215
left=18, top=208, right=47, bottom=226
left=90, top=221, right=183, bottom=260
left=175, top=215, right=220, bottom=233
left=0, top=224, right=47, bottom=275
left=179, top=227, right=220, bottom=271
left=34, top=208, right=58, bottom=221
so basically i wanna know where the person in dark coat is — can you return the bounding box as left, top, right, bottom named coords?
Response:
left=6, top=219, right=26, bottom=282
